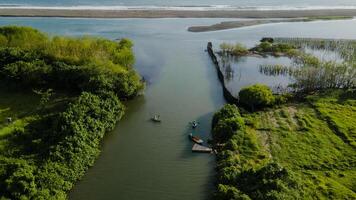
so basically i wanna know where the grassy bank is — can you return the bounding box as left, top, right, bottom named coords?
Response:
left=0, top=26, right=143, bottom=199
left=212, top=90, right=356, bottom=199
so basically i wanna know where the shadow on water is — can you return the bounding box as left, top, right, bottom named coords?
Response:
left=95, top=94, right=147, bottom=157
left=201, top=47, right=227, bottom=108
left=180, top=111, right=217, bottom=200
left=180, top=111, right=215, bottom=158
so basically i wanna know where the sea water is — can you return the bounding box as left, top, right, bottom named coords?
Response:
left=2, top=0, right=356, bottom=10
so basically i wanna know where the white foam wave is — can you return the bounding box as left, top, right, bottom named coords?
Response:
left=0, top=5, right=356, bottom=11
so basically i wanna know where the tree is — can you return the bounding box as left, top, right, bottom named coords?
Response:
left=0, top=158, right=37, bottom=199
left=33, top=88, right=54, bottom=110
left=239, top=84, right=275, bottom=110
left=212, top=104, right=241, bottom=127
left=213, top=117, right=245, bottom=143
left=216, top=184, right=251, bottom=200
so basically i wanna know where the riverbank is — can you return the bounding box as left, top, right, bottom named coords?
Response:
left=212, top=90, right=356, bottom=199
left=0, top=8, right=356, bottom=18
left=0, top=26, right=143, bottom=199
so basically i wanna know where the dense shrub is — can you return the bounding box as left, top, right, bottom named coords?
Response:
left=237, top=163, right=300, bottom=200
left=0, top=26, right=143, bottom=96
left=213, top=117, right=245, bottom=143
left=212, top=105, right=301, bottom=200
left=0, top=26, right=142, bottom=199
left=0, top=26, right=48, bottom=50
left=220, top=42, right=249, bottom=56
left=239, top=84, right=275, bottom=110
left=212, top=104, right=241, bottom=127
left=253, top=41, right=296, bottom=54
left=216, top=184, right=251, bottom=200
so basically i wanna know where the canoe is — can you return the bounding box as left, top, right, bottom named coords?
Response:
left=151, top=115, right=161, bottom=122
left=151, top=117, right=161, bottom=122
left=189, top=133, right=203, bottom=144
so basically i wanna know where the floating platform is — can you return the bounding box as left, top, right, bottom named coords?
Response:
left=192, top=144, right=213, bottom=153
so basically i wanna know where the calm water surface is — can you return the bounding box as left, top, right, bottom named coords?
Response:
left=0, top=18, right=356, bottom=200
left=221, top=56, right=293, bottom=96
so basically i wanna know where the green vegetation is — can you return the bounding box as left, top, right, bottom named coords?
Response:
left=306, top=16, right=354, bottom=21
left=213, top=104, right=300, bottom=200
left=220, top=38, right=355, bottom=93
left=274, top=37, right=356, bottom=63
left=219, top=42, right=249, bottom=56
left=213, top=89, right=356, bottom=199
left=214, top=36, right=356, bottom=199
left=238, top=84, right=275, bottom=110
left=250, top=41, right=299, bottom=57
left=0, top=26, right=143, bottom=199
left=306, top=90, right=356, bottom=147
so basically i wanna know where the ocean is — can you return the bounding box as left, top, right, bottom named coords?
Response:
left=1, top=0, right=356, bottom=10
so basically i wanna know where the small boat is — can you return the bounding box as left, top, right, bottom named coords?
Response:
left=191, top=121, right=198, bottom=129
left=189, top=133, right=203, bottom=144
left=151, top=115, right=161, bottom=122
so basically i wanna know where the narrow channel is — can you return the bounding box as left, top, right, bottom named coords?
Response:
left=66, top=19, right=228, bottom=200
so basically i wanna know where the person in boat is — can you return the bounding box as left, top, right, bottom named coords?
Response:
left=191, top=120, right=198, bottom=128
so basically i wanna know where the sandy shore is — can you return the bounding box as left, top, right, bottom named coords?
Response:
left=187, top=19, right=304, bottom=32
left=0, top=8, right=356, bottom=18
left=187, top=17, right=354, bottom=32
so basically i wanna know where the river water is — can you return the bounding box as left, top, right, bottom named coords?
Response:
left=0, top=17, right=356, bottom=200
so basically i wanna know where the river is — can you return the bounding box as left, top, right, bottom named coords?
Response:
left=0, top=17, right=356, bottom=200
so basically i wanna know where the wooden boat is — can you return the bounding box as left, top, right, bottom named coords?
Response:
left=151, top=115, right=161, bottom=122
left=189, top=133, right=203, bottom=144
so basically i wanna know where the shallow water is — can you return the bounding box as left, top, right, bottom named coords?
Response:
left=221, top=56, right=293, bottom=96
left=1, top=18, right=356, bottom=200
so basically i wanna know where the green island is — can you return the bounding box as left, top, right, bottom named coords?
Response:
left=212, top=38, right=356, bottom=199
left=0, top=26, right=143, bottom=199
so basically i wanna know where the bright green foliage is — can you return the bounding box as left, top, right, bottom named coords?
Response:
left=252, top=41, right=297, bottom=56
left=213, top=117, right=245, bottom=143
left=213, top=105, right=297, bottom=200
left=0, top=26, right=143, bottom=99
left=307, top=90, right=356, bottom=147
left=220, top=42, right=249, bottom=56
left=0, top=26, right=142, bottom=199
left=213, top=90, right=356, bottom=199
left=222, top=90, right=356, bottom=199
left=216, top=184, right=251, bottom=200
left=239, top=84, right=275, bottom=110
left=212, top=104, right=241, bottom=127
left=0, top=158, right=37, bottom=199
left=0, top=26, right=48, bottom=50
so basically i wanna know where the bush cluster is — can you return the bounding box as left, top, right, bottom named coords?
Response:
left=220, top=42, right=249, bottom=56
left=252, top=41, right=297, bottom=56
left=238, top=84, right=275, bottom=110
left=212, top=105, right=300, bottom=200
left=0, top=26, right=143, bottom=199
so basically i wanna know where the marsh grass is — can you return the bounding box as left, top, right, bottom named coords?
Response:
left=240, top=90, right=356, bottom=198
